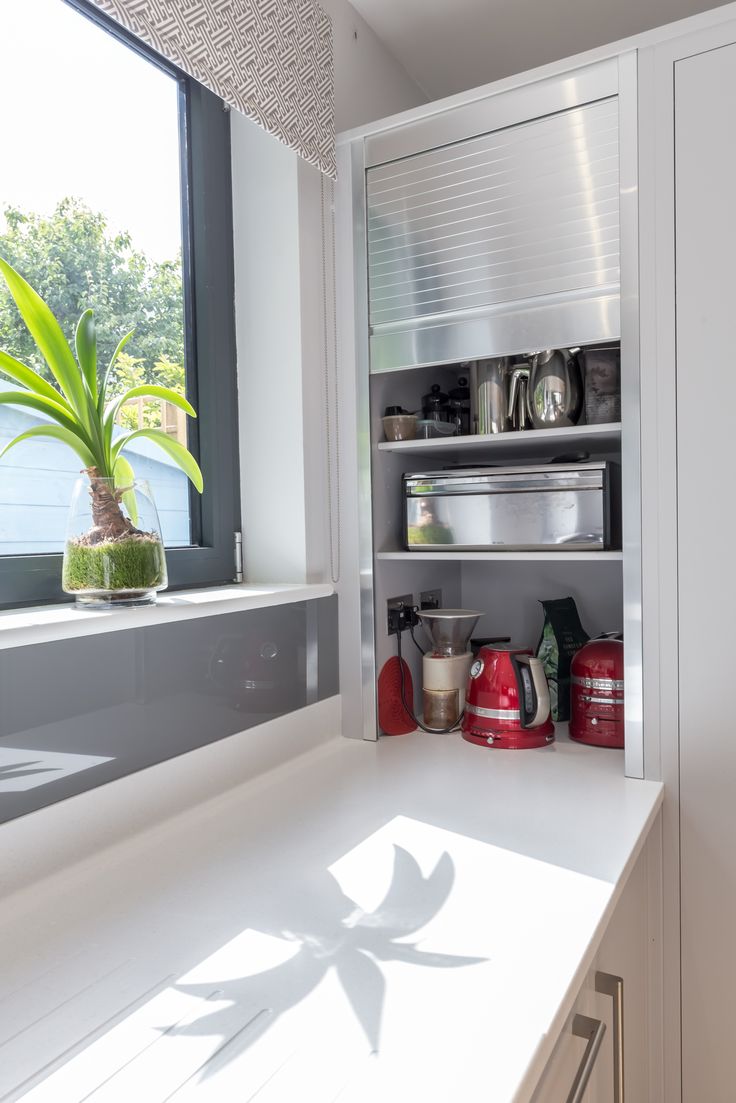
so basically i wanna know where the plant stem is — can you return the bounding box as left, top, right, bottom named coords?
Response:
left=84, top=466, right=140, bottom=543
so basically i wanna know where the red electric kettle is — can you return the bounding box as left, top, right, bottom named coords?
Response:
left=462, top=644, right=555, bottom=749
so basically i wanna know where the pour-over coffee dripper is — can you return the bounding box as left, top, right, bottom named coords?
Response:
left=416, top=609, right=482, bottom=656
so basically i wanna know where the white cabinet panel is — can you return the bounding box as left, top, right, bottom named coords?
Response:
left=675, top=38, right=736, bottom=1103
left=531, top=837, right=651, bottom=1103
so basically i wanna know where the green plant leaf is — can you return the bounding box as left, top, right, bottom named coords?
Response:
left=79, top=372, right=108, bottom=470
left=0, top=349, right=74, bottom=411
left=113, top=428, right=203, bottom=493
left=97, top=329, right=134, bottom=418
left=113, top=455, right=138, bottom=526
left=0, top=256, right=88, bottom=419
left=75, top=309, right=97, bottom=398
left=0, top=390, right=92, bottom=439
left=106, top=385, right=196, bottom=424
left=0, top=424, right=96, bottom=469
left=103, top=384, right=196, bottom=451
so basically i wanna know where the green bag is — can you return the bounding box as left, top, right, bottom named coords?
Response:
left=536, top=597, right=589, bottom=722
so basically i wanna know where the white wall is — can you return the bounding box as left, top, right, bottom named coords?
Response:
left=324, top=0, right=428, bottom=133
left=231, top=123, right=305, bottom=583
left=232, top=1, right=425, bottom=584
left=348, top=0, right=735, bottom=100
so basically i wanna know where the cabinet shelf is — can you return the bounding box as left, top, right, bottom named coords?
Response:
left=376, top=549, right=623, bottom=562
left=376, top=422, right=621, bottom=462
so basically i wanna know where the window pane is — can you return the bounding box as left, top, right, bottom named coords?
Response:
left=0, top=0, right=191, bottom=554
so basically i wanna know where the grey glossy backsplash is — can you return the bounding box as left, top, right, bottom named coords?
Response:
left=0, top=596, right=338, bottom=824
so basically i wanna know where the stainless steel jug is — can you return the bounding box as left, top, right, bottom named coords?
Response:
left=475, top=357, right=512, bottom=434
left=527, top=349, right=583, bottom=428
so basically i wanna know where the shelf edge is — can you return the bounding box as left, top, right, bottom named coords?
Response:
left=377, top=423, right=622, bottom=454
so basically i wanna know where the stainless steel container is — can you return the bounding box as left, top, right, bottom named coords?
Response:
left=527, top=349, right=583, bottom=428
left=474, top=357, right=512, bottom=434
left=404, top=462, right=617, bottom=551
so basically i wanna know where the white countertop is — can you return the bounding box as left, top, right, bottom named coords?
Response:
left=0, top=730, right=662, bottom=1103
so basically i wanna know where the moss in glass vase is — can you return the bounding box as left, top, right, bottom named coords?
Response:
left=63, top=532, right=166, bottom=593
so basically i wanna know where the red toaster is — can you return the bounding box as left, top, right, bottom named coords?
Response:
left=569, top=634, right=624, bottom=748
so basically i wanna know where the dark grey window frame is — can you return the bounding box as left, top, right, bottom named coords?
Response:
left=0, top=0, right=240, bottom=609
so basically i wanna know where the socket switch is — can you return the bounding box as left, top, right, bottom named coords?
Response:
left=420, top=589, right=443, bottom=610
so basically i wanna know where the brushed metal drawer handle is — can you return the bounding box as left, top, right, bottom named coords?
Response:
left=566, top=1014, right=606, bottom=1103
left=596, top=970, right=625, bottom=1102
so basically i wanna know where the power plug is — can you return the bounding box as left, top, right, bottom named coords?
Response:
left=387, top=595, right=418, bottom=635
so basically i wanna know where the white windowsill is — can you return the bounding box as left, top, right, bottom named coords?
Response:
left=0, top=582, right=334, bottom=650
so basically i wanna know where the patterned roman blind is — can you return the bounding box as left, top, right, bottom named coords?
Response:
left=91, top=0, right=335, bottom=177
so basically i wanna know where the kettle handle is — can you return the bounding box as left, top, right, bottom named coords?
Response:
left=512, top=654, right=552, bottom=728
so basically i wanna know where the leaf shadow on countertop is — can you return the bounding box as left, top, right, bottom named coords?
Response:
left=0, top=760, right=62, bottom=784
left=166, top=845, right=487, bottom=1077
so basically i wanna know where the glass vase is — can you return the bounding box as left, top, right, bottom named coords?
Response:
left=62, top=474, right=168, bottom=608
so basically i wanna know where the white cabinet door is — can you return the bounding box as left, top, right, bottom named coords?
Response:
left=675, top=35, right=736, bottom=1103
left=594, top=841, right=650, bottom=1101
left=530, top=838, right=651, bottom=1103
left=530, top=982, right=611, bottom=1103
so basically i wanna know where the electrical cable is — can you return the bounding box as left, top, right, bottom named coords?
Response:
left=396, top=628, right=463, bottom=735
left=408, top=622, right=426, bottom=656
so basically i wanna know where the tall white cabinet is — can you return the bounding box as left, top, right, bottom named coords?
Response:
left=636, top=11, right=736, bottom=1099
left=336, top=3, right=736, bottom=1099
left=671, top=26, right=736, bottom=1103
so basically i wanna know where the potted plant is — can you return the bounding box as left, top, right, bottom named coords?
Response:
left=0, top=256, right=202, bottom=607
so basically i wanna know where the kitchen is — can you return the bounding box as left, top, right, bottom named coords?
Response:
left=0, top=0, right=733, bottom=1100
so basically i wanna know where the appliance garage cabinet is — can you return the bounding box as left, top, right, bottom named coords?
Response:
left=336, top=52, right=642, bottom=770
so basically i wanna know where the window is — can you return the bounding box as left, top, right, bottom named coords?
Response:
left=0, top=0, right=239, bottom=607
